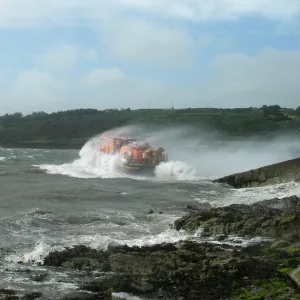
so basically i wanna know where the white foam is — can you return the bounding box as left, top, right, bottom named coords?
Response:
left=0, top=156, right=6, bottom=161
left=6, top=240, right=65, bottom=265
left=91, top=228, right=188, bottom=250
left=230, top=181, right=300, bottom=206
left=189, top=235, right=273, bottom=248
left=4, top=211, right=188, bottom=266
left=35, top=137, right=199, bottom=182
left=191, top=180, right=300, bottom=208
left=4, top=229, right=188, bottom=267
left=112, top=292, right=143, bottom=300
left=37, top=142, right=125, bottom=179
left=154, top=160, right=196, bottom=181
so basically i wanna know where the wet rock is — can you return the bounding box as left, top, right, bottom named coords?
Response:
left=31, top=271, right=48, bottom=282
left=20, top=293, right=42, bottom=300
left=232, top=278, right=300, bottom=300
left=80, top=274, right=132, bottom=293
left=147, top=209, right=163, bottom=215
left=130, top=280, right=154, bottom=294
left=80, top=274, right=155, bottom=296
left=0, top=290, right=16, bottom=296
left=43, top=245, right=109, bottom=272
left=43, top=239, right=294, bottom=299
left=0, top=289, right=18, bottom=300
left=186, top=203, right=212, bottom=211
left=70, top=241, right=275, bottom=299
left=172, top=195, right=300, bottom=240
left=0, top=296, right=19, bottom=300
left=63, top=257, right=111, bottom=272
left=255, top=195, right=300, bottom=211
left=0, top=291, right=42, bottom=300
left=107, top=242, right=177, bottom=255
left=214, top=234, right=227, bottom=241
left=61, top=292, right=110, bottom=300
left=270, top=240, right=290, bottom=249
left=42, top=195, right=300, bottom=300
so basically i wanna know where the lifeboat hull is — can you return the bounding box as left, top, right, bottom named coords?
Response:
left=122, top=162, right=160, bottom=172
left=119, top=144, right=167, bottom=172
left=94, top=135, right=168, bottom=173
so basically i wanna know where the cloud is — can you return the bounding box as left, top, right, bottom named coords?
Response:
left=14, top=70, right=62, bottom=91
left=198, top=48, right=300, bottom=108
left=82, top=48, right=99, bottom=61
left=3, top=66, right=182, bottom=113
left=39, top=45, right=79, bottom=70
left=0, top=0, right=93, bottom=28
left=4, top=48, right=300, bottom=114
left=76, top=77, right=181, bottom=110
left=198, top=33, right=214, bottom=46
left=106, top=18, right=194, bottom=67
left=116, top=0, right=300, bottom=22
left=0, top=0, right=299, bottom=29
left=8, top=70, right=68, bottom=113
left=38, top=45, right=99, bottom=70
left=0, top=1, right=299, bottom=114
left=82, top=68, right=125, bottom=86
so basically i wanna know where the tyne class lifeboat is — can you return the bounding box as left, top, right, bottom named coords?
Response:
left=94, top=136, right=168, bottom=171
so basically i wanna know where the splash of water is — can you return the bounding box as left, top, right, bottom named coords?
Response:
left=154, top=160, right=196, bottom=181
left=36, top=124, right=300, bottom=180
left=37, top=128, right=198, bottom=181
left=38, top=139, right=125, bottom=179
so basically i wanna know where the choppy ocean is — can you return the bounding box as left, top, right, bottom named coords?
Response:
left=1, top=126, right=300, bottom=299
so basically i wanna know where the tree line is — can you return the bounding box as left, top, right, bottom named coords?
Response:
left=0, top=105, right=299, bottom=148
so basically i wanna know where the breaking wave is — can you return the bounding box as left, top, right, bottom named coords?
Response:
left=37, top=139, right=125, bottom=179
left=36, top=135, right=198, bottom=181
left=154, top=160, right=197, bottom=181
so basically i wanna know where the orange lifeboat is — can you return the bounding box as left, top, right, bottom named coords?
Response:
left=94, top=136, right=168, bottom=171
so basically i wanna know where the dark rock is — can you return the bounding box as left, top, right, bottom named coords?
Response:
left=41, top=195, right=300, bottom=300
left=70, top=240, right=276, bottom=300
left=20, top=293, right=42, bottom=300
left=107, top=242, right=177, bottom=255
left=270, top=240, right=290, bottom=249
left=43, top=245, right=109, bottom=272
left=80, top=274, right=143, bottom=295
left=0, top=291, right=42, bottom=300
left=148, top=209, right=154, bottom=214
left=0, top=289, right=19, bottom=300
left=0, top=290, right=16, bottom=296
left=186, top=203, right=212, bottom=211
left=215, top=234, right=227, bottom=241
left=0, top=296, right=19, bottom=300
left=31, top=272, right=48, bottom=282
left=172, top=195, right=300, bottom=241
left=61, top=292, right=110, bottom=300
left=255, top=195, right=300, bottom=211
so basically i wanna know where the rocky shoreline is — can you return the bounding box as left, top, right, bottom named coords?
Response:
left=3, top=195, right=300, bottom=300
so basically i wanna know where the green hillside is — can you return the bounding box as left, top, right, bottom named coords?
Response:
left=0, top=105, right=299, bottom=149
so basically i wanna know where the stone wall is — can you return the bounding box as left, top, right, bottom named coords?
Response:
left=214, top=157, right=300, bottom=188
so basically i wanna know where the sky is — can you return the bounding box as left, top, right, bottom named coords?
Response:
left=0, top=0, right=300, bottom=114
